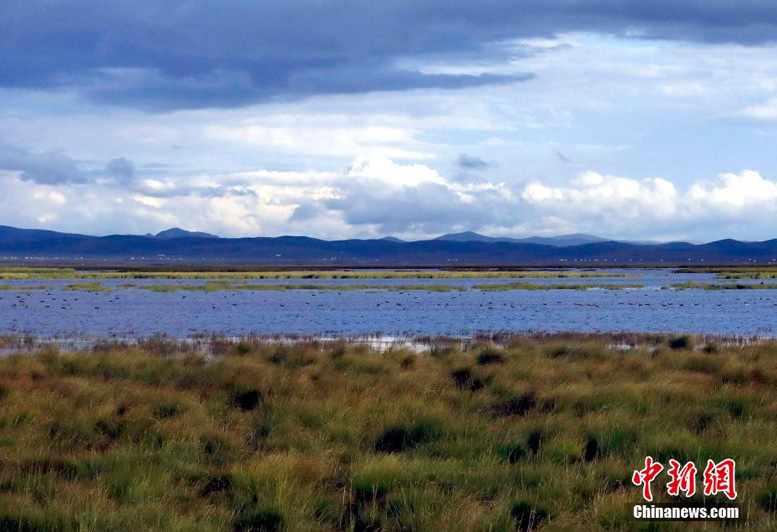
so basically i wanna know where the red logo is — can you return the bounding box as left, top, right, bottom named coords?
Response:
left=703, top=459, right=737, bottom=500
left=666, top=460, right=697, bottom=497
left=632, top=457, right=737, bottom=501
left=632, top=456, right=664, bottom=502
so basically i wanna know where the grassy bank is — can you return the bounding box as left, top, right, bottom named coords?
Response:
left=716, top=272, right=777, bottom=280
left=134, top=281, right=644, bottom=293
left=669, top=281, right=777, bottom=290
left=0, top=335, right=775, bottom=530
left=137, top=282, right=467, bottom=293
left=473, top=282, right=643, bottom=291
left=676, top=267, right=777, bottom=278
left=0, top=284, right=50, bottom=291
left=0, top=267, right=635, bottom=281
left=0, top=280, right=646, bottom=293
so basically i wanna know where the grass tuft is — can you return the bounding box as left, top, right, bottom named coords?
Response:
left=669, top=335, right=695, bottom=350
left=511, top=501, right=549, bottom=532
left=451, top=368, right=486, bottom=391
left=374, top=421, right=443, bottom=453
left=232, top=389, right=262, bottom=411
left=476, top=347, right=506, bottom=365
left=231, top=510, right=284, bottom=532
left=486, top=393, right=538, bottom=418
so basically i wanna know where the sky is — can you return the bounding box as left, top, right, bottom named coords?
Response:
left=2, top=1, right=777, bottom=242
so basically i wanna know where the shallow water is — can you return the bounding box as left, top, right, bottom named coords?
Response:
left=1, top=269, right=776, bottom=337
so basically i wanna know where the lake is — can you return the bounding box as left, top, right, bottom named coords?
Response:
left=1, top=268, right=776, bottom=338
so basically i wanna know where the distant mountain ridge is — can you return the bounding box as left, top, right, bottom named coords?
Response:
left=149, top=228, right=220, bottom=239
left=0, top=225, right=774, bottom=265
left=434, top=231, right=611, bottom=247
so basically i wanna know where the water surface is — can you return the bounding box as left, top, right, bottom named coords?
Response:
left=1, top=269, right=775, bottom=337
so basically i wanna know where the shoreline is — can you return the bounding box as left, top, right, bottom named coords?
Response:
left=1, top=330, right=769, bottom=355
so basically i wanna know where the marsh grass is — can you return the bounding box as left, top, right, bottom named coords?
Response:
left=0, top=267, right=636, bottom=281
left=473, top=282, right=644, bottom=291
left=0, top=335, right=775, bottom=529
left=0, top=284, right=50, bottom=290
left=0, top=267, right=76, bottom=277
left=141, top=281, right=467, bottom=293
left=678, top=267, right=777, bottom=279
left=717, top=272, right=777, bottom=280
left=669, top=281, right=777, bottom=290
left=64, top=282, right=111, bottom=292
left=0, top=279, right=644, bottom=293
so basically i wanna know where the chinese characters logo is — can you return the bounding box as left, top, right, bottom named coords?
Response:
left=632, top=457, right=737, bottom=501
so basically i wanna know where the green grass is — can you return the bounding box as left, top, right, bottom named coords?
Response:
left=0, top=280, right=644, bottom=293
left=0, top=335, right=774, bottom=530
left=0, top=267, right=637, bottom=281
left=141, top=281, right=467, bottom=293
left=715, top=272, right=777, bottom=280
left=677, top=267, right=777, bottom=277
left=473, top=282, right=644, bottom=291
left=669, top=281, right=777, bottom=290
left=0, top=284, right=50, bottom=290
left=64, top=282, right=112, bottom=293
left=0, top=267, right=76, bottom=275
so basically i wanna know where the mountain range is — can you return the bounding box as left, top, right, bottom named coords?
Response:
left=0, top=225, right=774, bottom=266
left=434, top=231, right=610, bottom=247
left=145, top=228, right=220, bottom=240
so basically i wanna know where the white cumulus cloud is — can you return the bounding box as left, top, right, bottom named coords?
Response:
left=521, top=171, right=678, bottom=219
left=688, top=170, right=777, bottom=212
left=5, top=156, right=777, bottom=242
left=345, top=155, right=447, bottom=187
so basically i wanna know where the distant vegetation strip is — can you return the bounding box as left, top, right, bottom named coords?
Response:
left=41, top=281, right=648, bottom=293
left=669, top=281, right=777, bottom=290
left=473, top=282, right=643, bottom=291
left=0, top=284, right=50, bottom=290
left=677, top=266, right=777, bottom=275
left=138, top=282, right=468, bottom=293
left=0, top=267, right=636, bottom=280
left=0, top=267, right=76, bottom=275
left=1, top=334, right=776, bottom=530
left=64, top=282, right=112, bottom=293
left=715, top=272, right=777, bottom=280
left=0, top=279, right=646, bottom=292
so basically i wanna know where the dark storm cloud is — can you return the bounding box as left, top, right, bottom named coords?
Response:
left=452, top=154, right=496, bottom=184
left=0, top=142, right=86, bottom=185
left=290, top=201, right=326, bottom=222
left=322, top=177, right=515, bottom=234
left=457, top=154, right=495, bottom=171
left=3, top=1, right=777, bottom=111
left=106, top=157, right=136, bottom=183
left=85, top=67, right=530, bottom=112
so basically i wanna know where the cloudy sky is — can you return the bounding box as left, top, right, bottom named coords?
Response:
left=3, top=1, right=777, bottom=241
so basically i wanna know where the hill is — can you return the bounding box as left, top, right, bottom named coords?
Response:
left=151, top=228, right=220, bottom=239
left=434, top=231, right=611, bottom=247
